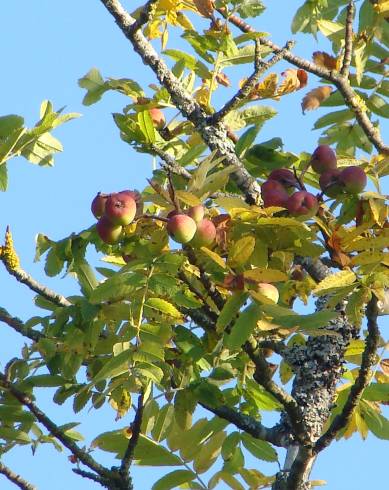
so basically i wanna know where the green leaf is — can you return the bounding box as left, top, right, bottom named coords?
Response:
left=225, top=303, right=261, bottom=350
left=235, top=0, right=265, bottom=18
left=78, top=68, right=108, bottom=105
left=360, top=401, right=389, bottom=439
left=224, top=106, right=276, bottom=131
left=151, top=404, right=174, bottom=442
left=235, top=125, right=262, bottom=157
left=193, top=431, right=226, bottom=473
left=92, top=349, right=132, bottom=385
left=174, top=390, right=196, bottom=430
left=362, top=384, right=389, bottom=402
left=0, top=427, right=31, bottom=444
left=138, top=110, right=156, bottom=143
left=271, top=310, right=339, bottom=330
left=152, top=470, right=196, bottom=490
left=0, top=163, right=8, bottom=191
left=24, top=375, right=66, bottom=387
left=0, top=127, right=26, bottom=165
left=216, top=292, right=249, bottom=333
left=366, top=94, right=389, bottom=118
left=241, top=433, right=278, bottom=462
left=0, top=114, right=24, bottom=138
left=313, top=109, right=354, bottom=130
left=89, top=272, right=144, bottom=304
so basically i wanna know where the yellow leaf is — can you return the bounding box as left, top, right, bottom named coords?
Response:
left=312, top=51, right=340, bottom=70
left=351, top=251, right=388, bottom=266
left=243, top=268, right=288, bottom=283
left=343, top=230, right=389, bottom=252
left=345, top=339, right=365, bottom=356
left=200, top=246, right=226, bottom=268
left=276, top=69, right=308, bottom=97
left=256, top=319, right=280, bottom=330
left=228, top=236, right=256, bottom=267
left=313, top=270, right=357, bottom=295
left=175, top=190, right=202, bottom=206
left=215, top=196, right=250, bottom=211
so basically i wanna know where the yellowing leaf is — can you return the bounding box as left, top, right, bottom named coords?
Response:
left=276, top=69, right=308, bottom=97
left=228, top=236, right=256, bottom=267
left=243, top=268, right=288, bottom=283
left=301, top=86, right=332, bottom=113
left=317, top=19, right=344, bottom=37
left=175, top=190, right=201, bottom=206
left=200, top=246, right=226, bottom=268
left=313, top=270, right=357, bottom=295
left=145, top=298, right=183, bottom=320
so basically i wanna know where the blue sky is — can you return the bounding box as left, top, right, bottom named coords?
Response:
left=0, top=1, right=388, bottom=489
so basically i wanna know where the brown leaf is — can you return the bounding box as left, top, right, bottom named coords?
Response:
left=212, top=213, right=231, bottom=251
left=313, top=51, right=340, bottom=70
left=381, top=359, right=389, bottom=376
left=276, top=69, right=308, bottom=96
left=301, top=86, right=332, bottom=113
left=216, top=72, right=231, bottom=87
left=193, top=0, right=214, bottom=18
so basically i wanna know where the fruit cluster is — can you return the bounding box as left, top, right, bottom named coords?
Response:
left=261, top=168, right=319, bottom=218
left=167, top=205, right=216, bottom=247
left=91, top=190, right=140, bottom=244
left=312, top=145, right=367, bottom=198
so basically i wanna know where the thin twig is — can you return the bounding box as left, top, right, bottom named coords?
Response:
left=216, top=7, right=389, bottom=155
left=0, top=463, right=36, bottom=490
left=199, top=402, right=289, bottom=447
left=210, top=40, right=294, bottom=125
left=150, top=145, right=192, bottom=179
left=0, top=373, right=115, bottom=483
left=314, top=295, right=380, bottom=453
left=120, top=392, right=144, bottom=480
left=340, top=0, right=355, bottom=78
left=0, top=307, right=42, bottom=342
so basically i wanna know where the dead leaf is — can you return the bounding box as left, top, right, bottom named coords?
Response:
left=301, top=86, right=332, bottom=113
left=193, top=0, right=214, bottom=18
left=312, top=51, right=340, bottom=70
left=276, top=69, right=308, bottom=96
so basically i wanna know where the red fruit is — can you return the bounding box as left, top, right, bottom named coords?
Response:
left=287, top=191, right=319, bottom=218
left=339, top=166, right=367, bottom=194
left=149, top=108, right=165, bottom=129
left=310, top=145, right=337, bottom=174
left=261, top=180, right=289, bottom=208
left=319, top=169, right=343, bottom=198
left=167, top=214, right=197, bottom=244
left=190, top=219, right=216, bottom=247
left=105, top=192, right=136, bottom=226
left=187, top=205, right=205, bottom=223
left=91, top=193, right=108, bottom=219
left=96, top=216, right=122, bottom=244
left=268, top=169, right=298, bottom=189
left=119, top=189, right=143, bottom=217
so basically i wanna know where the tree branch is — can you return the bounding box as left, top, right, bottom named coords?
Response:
left=0, top=227, right=71, bottom=308
left=340, top=0, right=355, bottom=78
left=0, top=307, right=42, bottom=342
left=210, top=40, right=294, bottom=125
left=120, top=392, right=144, bottom=481
left=0, top=463, right=36, bottom=490
left=150, top=145, right=192, bottom=179
left=199, top=402, right=289, bottom=448
left=314, top=295, right=380, bottom=453
left=0, top=373, right=115, bottom=484
left=99, top=0, right=262, bottom=204
left=217, top=8, right=389, bottom=155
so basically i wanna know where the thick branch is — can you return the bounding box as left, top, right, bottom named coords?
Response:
left=295, top=256, right=330, bottom=282
left=199, top=402, right=289, bottom=447
left=0, top=307, right=42, bottom=342
left=217, top=8, right=389, bottom=155
left=0, top=463, right=36, bottom=490
left=314, top=295, right=380, bottom=452
left=0, top=373, right=114, bottom=483
left=210, top=40, right=294, bottom=125
left=99, top=0, right=262, bottom=203
left=120, top=392, right=144, bottom=480
left=340, top=1, right=355, bottom=78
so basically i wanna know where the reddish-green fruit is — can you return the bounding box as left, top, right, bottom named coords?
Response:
left=319, top=169, right=343, bottom=198
left=268, top=168, right=298, bottom=189
left=149, top=108, right=165, bottom=129
left=91, top=193, right=108, bottom=218
left=96, top=216, right=122, bottom=244
left=257, top=283, right=279, bottom=303
left=287, top=191, right=319, bottom=218
left=167, top=214, right=197, bottom=244
left=310, top=145, right=337, bottom=174
left=187, top=205, right=205, bottom=223
left=261, top=180, right=289, bottom=208
left=339, top=166, right=367, bottom=194
left=105, top=192, right=136, bottom=226
left=119, top=189, right=143, bottom=217
left=190, top=219, right=216, bottom=247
